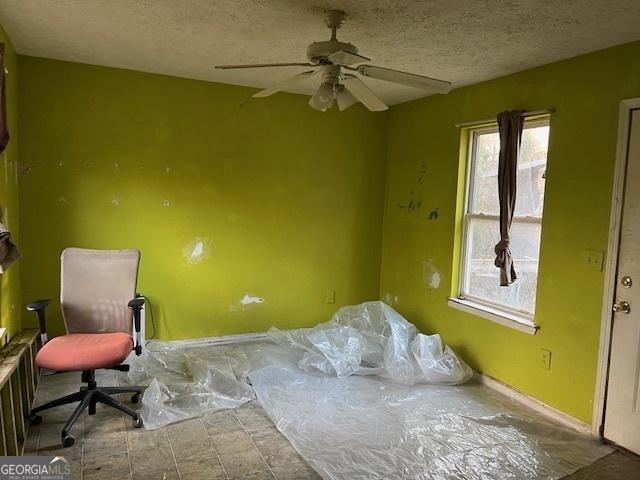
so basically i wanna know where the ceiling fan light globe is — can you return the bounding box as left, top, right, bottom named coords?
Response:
left=309, top=82, right=335, bottom=111
left=308, top=96, right=328, bottom=112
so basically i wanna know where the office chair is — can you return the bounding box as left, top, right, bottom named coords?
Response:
left=27, top=248, right=146, bottom=447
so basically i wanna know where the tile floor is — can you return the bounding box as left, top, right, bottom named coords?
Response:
left=24, top=371, right=640, bottom=480
left=25, top=371, right=321, bottom=479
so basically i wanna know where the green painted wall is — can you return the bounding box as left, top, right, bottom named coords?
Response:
left=0, top=25, right=21, bottom=342
left=17, top=57, right=388, bottom=340
left=15, top=37, right=640, bottom=423
left=380, top=41, right=640, bottom=423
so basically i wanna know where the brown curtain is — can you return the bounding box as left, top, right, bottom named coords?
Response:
left=0, top=43, right=8, bottom=154
left=0, top=220, right=20, bottom=273
left=494, top=110, right=524, bottom=286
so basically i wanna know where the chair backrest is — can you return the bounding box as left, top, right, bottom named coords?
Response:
left=61, top=248, right=140, bottom=334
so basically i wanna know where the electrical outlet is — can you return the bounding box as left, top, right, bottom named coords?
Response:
left=540, top=349, right=552, bottom=370
left=325, top=291, right=335, bottom=304
left=583, top=249, right=604, bottom=272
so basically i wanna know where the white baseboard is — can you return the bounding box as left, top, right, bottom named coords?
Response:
left=476, top=373, right=596, bottom=436
left=170, top=331, right=268, bottom=347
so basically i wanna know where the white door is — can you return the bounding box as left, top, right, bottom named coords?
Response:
left=605, top=108, right=640, bottom=454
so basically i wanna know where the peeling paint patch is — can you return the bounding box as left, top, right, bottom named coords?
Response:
left=430, top=271, right=441, bottom=289
left=181, top=237, right=212, bottom=265
left=422, top=259, right=441, bottom=290
left=230, top=293, right=265, bottom=311
left=428, top=208, right=439, bottom=220
left=240, top=294, right=264, bottom=306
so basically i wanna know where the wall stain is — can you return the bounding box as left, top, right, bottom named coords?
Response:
left=417, top=162, right=427, bottom=184
left=17, top=162, right=32, bottom=175
left=397, top=162, right=428, bottom=219
left=382, top=292, right=400, bottom=306
left=398, top=190, right=422, bottom=212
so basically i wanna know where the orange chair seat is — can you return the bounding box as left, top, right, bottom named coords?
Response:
left=36, top=332, right=133, bottom=372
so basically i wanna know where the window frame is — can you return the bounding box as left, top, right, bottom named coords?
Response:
left=456, top=118, right=550, bottom=325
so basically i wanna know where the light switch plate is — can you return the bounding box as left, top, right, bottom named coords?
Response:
left=583, top=249, right=604, bottom=272
left=325, top=291, right=335, bottom=304
left=540, top=349, right=552, bottom=370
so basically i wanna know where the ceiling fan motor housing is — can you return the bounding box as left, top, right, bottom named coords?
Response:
left=306, top=41, right=359, bottom=64
left=320, top=64, right=340, bottom=85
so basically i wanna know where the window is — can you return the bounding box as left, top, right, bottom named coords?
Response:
left=457, top=119, right=550, bottom=322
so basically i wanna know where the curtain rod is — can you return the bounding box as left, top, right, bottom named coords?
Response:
left=454, top=107, right=555, bottom=128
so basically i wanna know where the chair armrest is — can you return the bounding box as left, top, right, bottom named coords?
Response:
left=27, top=299, right=51, bottom=311
left=128, top=298, right=145, bottom=310
left=26, top=299, right=51, bottom=345
left=128, top=297, right=145, bottom=355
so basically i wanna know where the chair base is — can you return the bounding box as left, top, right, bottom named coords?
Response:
left=30, top=370, right=144, bottom=447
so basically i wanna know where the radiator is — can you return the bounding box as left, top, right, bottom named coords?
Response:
left=0, top=329, right=41, bottom=455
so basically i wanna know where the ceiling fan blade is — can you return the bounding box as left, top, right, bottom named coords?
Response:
left=253, top=70, right=319, bottom=98
left=327, top=50, right=371, bottom=66
left=342, top=76, right=388, bottom=112
left=215, top=62, right=315, bottom=70
left=356, top=65, right=452, bottom=94
left=335, top=86, right=358, bottom=111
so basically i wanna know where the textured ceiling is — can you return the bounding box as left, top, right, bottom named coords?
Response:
left=1, top=0, right=640, bottom=105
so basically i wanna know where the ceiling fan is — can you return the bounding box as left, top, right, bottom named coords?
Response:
left=215, top=10, right=452, bottom=112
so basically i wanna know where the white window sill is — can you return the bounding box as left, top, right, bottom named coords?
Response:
left=447, top=297, right=539, bottom=335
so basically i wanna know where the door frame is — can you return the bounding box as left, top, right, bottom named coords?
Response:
left=593, top=97, right=640, bottom=435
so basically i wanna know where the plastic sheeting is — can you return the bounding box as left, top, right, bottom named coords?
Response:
left=125, top=301, right=611, bottom=479
left=268, top=301, right=473, bottom=385
left=125, top=342, right=255, bottom=429
left=128, top=302, right=473, bottom=429
left=251, top=367, right=612, bottom=480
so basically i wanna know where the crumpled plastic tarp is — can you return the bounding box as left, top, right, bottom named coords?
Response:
left=268, top=301, right=473, bottom=385
left=128, top=301, right=473, bottom=429
left=125, top=301, right=611, bottom=479
left=125, top=342, right=255, bottom=429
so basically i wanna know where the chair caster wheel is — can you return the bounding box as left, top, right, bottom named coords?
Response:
left=29, top=414, right=42, bottom=426
left=62, top=435, right=75, bottom=447
left=133, top=416, right=143, bottom=428
left=131, top=393, right=140, bottom=404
